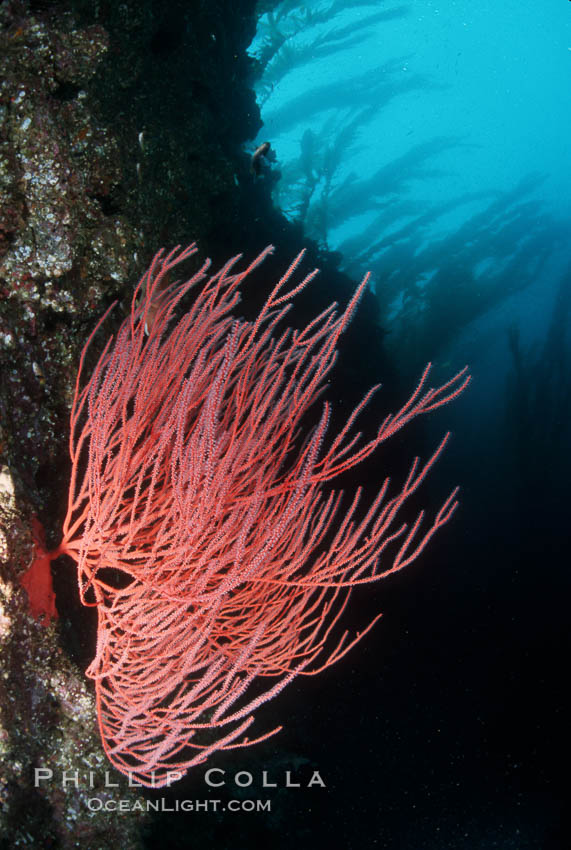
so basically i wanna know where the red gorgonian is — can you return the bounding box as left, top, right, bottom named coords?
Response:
left=38, top=243, right=469, bottom=787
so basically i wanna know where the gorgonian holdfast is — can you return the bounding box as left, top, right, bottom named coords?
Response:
left=51, top=243, right=470, bottom=787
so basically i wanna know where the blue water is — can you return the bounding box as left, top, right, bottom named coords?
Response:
left=250, top=0, right=571, bottom=448
left=249, top=0, right=570, bottom=378
left=251, top=1, right=570, bottom=219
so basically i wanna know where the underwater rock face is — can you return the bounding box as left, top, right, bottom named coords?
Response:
left=0, top=466, right=146, bottom=847
left=0, top=13, right=119, bottom=282
left=0, top=4, right=149, bottom=847
left=0, top=0, right=265, bottom=503
left=0, top=4, right=139, bottom=498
